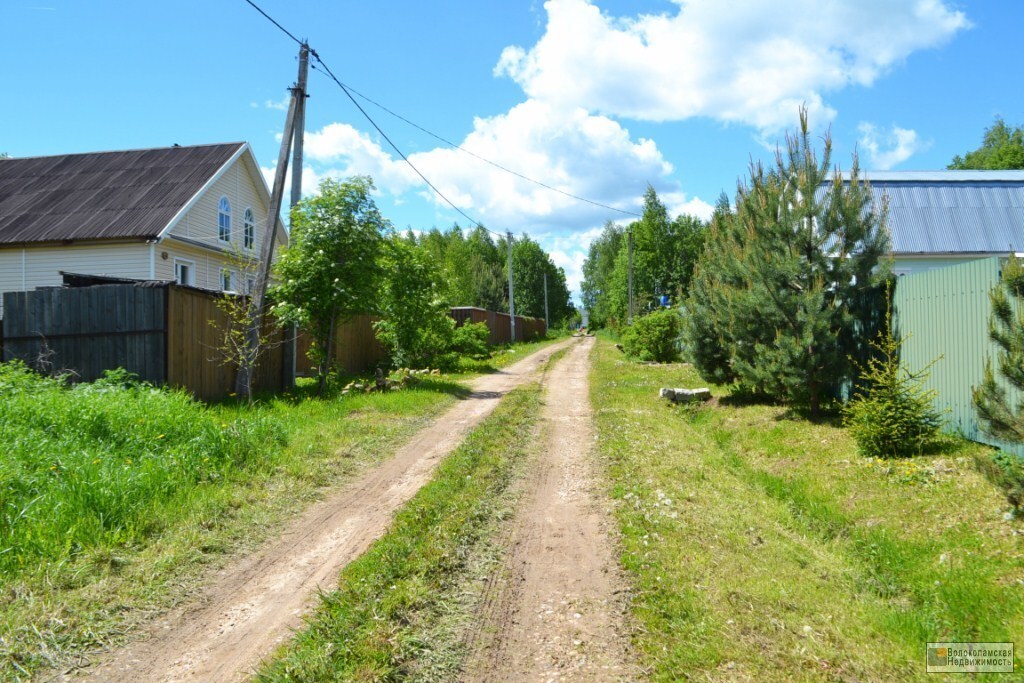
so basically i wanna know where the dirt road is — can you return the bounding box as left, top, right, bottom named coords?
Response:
left=463, top=336, right=638, bottom=682
left=65, top=338, right=575, bottom=683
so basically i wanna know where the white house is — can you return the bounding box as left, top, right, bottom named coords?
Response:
left=0, top=142, right=286, bottom=316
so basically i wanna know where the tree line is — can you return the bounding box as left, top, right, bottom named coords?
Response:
left=268, top=176, right=573, bottom=387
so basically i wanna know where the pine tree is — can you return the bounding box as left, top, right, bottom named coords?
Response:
left=685, top=108, right=889, bottom=417
left=973, top=256, right=1024, bottom=441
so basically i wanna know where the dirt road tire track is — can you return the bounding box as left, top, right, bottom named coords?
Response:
left=463, top=336, right=638, bottom=682
left=61, top=338, right=577, bottom=683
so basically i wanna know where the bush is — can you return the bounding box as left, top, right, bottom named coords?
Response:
left=843, top=298, right=943, bottom=458
left=621, top=308, right=682, bottom=363
left=452, top=321, right=490, bottom=359
left=973, top=450, right=1024, bottom=514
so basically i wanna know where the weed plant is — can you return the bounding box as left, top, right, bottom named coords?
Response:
left=0, top=362, right=284, bottom=577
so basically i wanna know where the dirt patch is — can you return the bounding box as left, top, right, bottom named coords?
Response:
left=463, top=337, right=639, bottom=682
left=58, top=339, right=576, bottom=683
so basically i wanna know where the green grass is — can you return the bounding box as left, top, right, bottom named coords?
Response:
left=449, top=332, right=567, bottom=377
left=254, top=383, right=542, bottom=682
left=589, top=337, right=1024, bottom=681
left=0, top=363, right=465, bottom=680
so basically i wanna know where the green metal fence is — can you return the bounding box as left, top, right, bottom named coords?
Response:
left=893, top=256, right=1024, bottom=457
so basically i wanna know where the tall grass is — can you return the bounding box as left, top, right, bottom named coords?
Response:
left=0, top=362, right=284, bottom=577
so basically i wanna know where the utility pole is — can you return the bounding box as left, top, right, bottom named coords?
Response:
left=543, top=271, right=549, bottom=332
left=627, top=228, right=634, bottom=325
left=507, top=231, right=516, bottom=344
left=236, top=42, right=309, bottom=398
left=282, top=42, right=309, bottom=390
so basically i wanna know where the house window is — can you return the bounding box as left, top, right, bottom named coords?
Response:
left=174, top=259, right=195, bottom=286
left=220, top=268, right=235, bottom=292
left=243, top=207, right=255, bottom=250
left=245, top=276, right=256, bottom=294
left=218, top=196, right=232, bottom=242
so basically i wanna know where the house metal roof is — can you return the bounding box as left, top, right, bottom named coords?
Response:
left=841, top=170, right=1024, bottom=254
left=0, top=142, right=245, bottom=245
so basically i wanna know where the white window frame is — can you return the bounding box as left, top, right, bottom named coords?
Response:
left=220, top=267, right=235, bottom=292
left=243, top=207, right=255, bottom=251
left=218, top=196, right=232, bottom=243
left=174, top=258, right=196, bottom=286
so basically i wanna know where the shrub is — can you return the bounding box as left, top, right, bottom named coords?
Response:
left=621, top=308, right=682, bottom=363
left=973, top=450, right=1024, bottom=514
left=452, top=321, right=490, bottom=359
left=843, top=295, right=943, bottom=458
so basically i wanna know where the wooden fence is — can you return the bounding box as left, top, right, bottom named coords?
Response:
left=294, top=315, right=387, bottom=377
left=1, top=281, right=285, bottom=401
left=0, top=284, right=550, bottom=400
left=449, top=307, right=546, bottom=344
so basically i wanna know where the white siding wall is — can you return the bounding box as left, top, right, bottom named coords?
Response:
left=0, top=242, right=151, bottom=317
left=893, top=255, right=992, bottom=278
left=154, top=240, right=256, bottom=292
left=170, top=154, right=279, bottom=258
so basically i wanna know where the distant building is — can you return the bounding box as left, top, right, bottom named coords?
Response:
left=0, top=142, right=285, bottom=316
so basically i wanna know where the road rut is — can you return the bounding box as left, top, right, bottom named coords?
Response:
left=65, top=338, right=576, bottom=683
left=463, top=336, right=638, bottom=682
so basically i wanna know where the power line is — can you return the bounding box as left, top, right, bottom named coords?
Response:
left=310, top=53, right=503, bottom=239
left=242, top=0, right=303, bottom=47
left=240, top=0, right=640, bottom=238
left=318, top=74, right=641, bottom=219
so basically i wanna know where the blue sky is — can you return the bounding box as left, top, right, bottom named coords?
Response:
left=2, top=1, right=1022, bottom=302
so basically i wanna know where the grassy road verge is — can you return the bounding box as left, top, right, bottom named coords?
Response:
left=590, top=337, right=1024, bottom=681
left=0, top=365, right=465, bottom=680
left=255, top=382, right=544, bottom=682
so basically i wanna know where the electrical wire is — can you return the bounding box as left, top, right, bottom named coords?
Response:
left=240, top=0, right=638, bottom=238
left=315, top=71, right=641, bottom=219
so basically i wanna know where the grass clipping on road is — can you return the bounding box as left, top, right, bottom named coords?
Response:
left=256, top=382, right=543, bottom=682
left=589, top=338, right=1024, bottom=682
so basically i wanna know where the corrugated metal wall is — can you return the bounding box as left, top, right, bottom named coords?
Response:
left=894, top=257, right=1024, bottom=456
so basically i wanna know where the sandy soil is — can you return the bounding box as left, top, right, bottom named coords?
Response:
left=60, top=339, right=575, bottom=683
left=463, top=337, right=639, bottom=682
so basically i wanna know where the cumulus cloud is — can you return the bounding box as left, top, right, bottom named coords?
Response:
left=288, top=103, right=700, bottom=234
left=496, top=0, right=969, bottom=131
left=857, top=122, right=928, bottom=170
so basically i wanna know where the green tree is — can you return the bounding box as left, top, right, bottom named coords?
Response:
left=581, top=188, right=706, bottom=328
left=271, top=176, right=386, bottom=392
left=686, top=109, right=890, bottom=417
left=683, top=193, right=741, bottom=384
left=373, top=236, right=456, bottom=369
left=508, top=234, right=573, bottom=326
left=629, top=186, right=706, bottom=309
left=581, top=221, right=625, bottom=328
left=949, top=117, right=1024, bottom=170
left=844, top=287, right=943, bottom=458
left=973, top=256, right=1024, bottom=441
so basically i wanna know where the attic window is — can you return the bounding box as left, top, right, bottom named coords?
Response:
left=243, top=207, right=255, bottom=250
left=218, top=196, right=232, bottom=242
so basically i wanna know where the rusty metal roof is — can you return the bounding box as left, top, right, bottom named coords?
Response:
left=840, top=171, right=1024, bottom=254
left=0, top=142, right=245, bottom=245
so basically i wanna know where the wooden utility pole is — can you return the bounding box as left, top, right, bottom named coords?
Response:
left=236, top=42, right=309, bottom=398
left=627, top=229, right=634, bottom=325
left=507, top=231, right=516, bottom=344
left=543, top=271, right=549, bottom=332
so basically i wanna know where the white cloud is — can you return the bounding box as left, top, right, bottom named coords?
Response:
left=496, top=0, right=970, bottom=132
left=857, top=122, right=928, bottom=170
left=289, top=102, right=699, bottom=234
